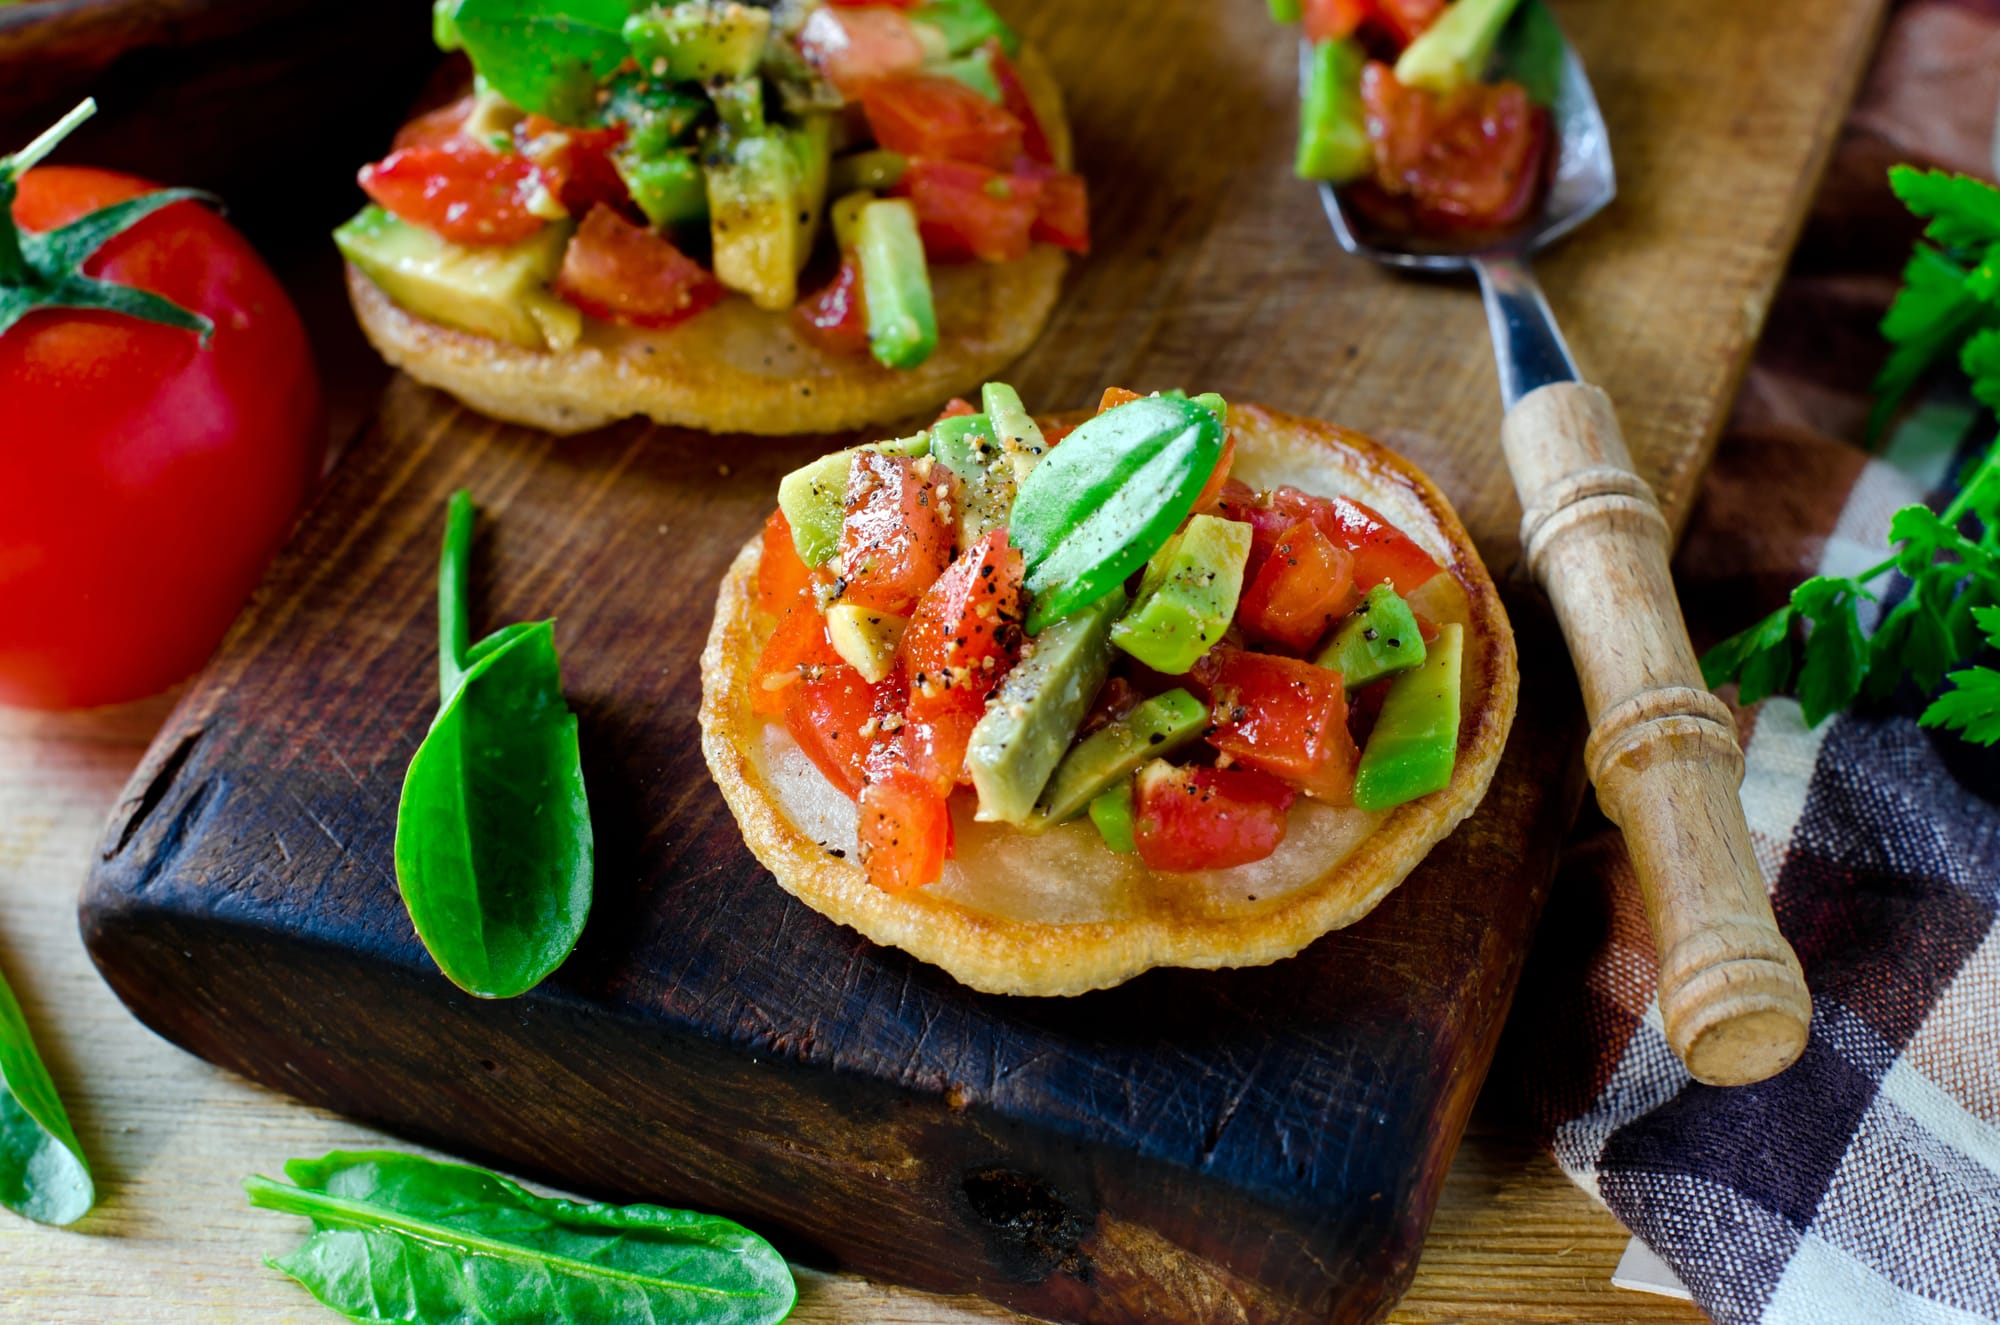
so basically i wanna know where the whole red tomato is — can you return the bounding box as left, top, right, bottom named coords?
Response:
left=0, top=166, right=322, bottom=709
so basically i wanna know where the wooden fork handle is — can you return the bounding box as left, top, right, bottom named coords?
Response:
left=1500, top=382, right=1811, bottom=1086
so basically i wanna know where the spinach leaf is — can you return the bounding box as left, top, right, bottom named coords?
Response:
left=395, top=491, right=593, bottom=999
left=440, top=0, right=634, bottom=124
left=246, top=1151, right=796, bottom=1325
left=1009, top=395, right=1224, bottom=634
left=0, top=961, right=92, bottom=1226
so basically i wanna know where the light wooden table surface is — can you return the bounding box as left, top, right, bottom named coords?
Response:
left=0, top=698, right=1707, bottom=1325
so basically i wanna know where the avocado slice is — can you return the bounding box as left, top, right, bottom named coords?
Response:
left=1352, top=622, right=1463, bottom=812
left=333, top=206, right=580, bottom=351
left=617, top=147, right=709, bottom=229
left=856, top=198, right=938, bottom=370
left=911, top=0, right=1018, bottom=56
left=598, top=72, right=709, bottom=156
left=705, top=118, right=828, bottom=310
left=982, top=381, right=1048, bottom=482
left=826, top=603, right=908, bottom=683
left=708, top=76, right=765, bottom=134
left=626, top=1, right=772, bottom=82
left=1297, top=37, right=1372, bottom=184
left=1393, top=0, right=1525, bottom=94
left=789, top=114, right=834, bottom=264
left=967, top=589, right=1126, bottom=824
left=1315, top=584, right=1428, bottom=689
left=929, top=412, right=1017, bottom=544
left=1034, top=688, right=1207, bottom=827
left=1110, top=515, right=1252, bottom=674
left=775, top=432, right=931, bottom=567
left=830, top=150, right=909, bottom=197
left=934, top=46, right=1002, bottom=102
left=1088, top=779, right=1138, bottom=853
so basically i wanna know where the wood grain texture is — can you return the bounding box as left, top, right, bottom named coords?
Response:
left=77, top=379, right=1587, bottom=1325
left=1502, top=383, right=1810, bottom=1085
left=48, top=0, right=1885, bottom=1320
left=0, top=703, right=1702, bottom=1325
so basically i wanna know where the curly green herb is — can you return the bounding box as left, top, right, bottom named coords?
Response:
left=1703, top=167, right=2000, bottom=737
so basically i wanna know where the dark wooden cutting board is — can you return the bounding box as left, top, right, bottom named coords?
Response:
left=77, top=1, right=1884, bottom=1321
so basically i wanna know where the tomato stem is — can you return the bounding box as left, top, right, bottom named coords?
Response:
left=0, top=97, right=220, bottom=344
left=0, top=100, right=96, bottom=286
left=11, top=99, right=98, bottom=177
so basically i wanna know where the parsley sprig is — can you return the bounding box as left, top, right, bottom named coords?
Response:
left=1701, top=166, right=2000, bottom=744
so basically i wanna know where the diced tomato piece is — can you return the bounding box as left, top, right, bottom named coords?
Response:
left=900, top=528, right=1026, bottom=716
left=1040, top=419, right=1077, bottom=447
left=893, top=158, right=1039, bottom=263
left=358, top=144, right=546, bottom=246
left=799, top=6, right=931, bottom=96
left=1097, top=387, right=1142, bottom=414
left=1415, top=612, right=1440, bottom=644
left=784, top=665, right=894, bottom=796
left=839, top=451, right=956, bottom=615
left=862, top=75, right=1025, bottom=170
left=1265, top=486, right=1442, bottom=594
left=1302, top=0, right=1370, bottom=41
left=1013, top=160, right=1089, bottom=254
left=794, top=255, right=870, bottom=355
left=1358, top=65, right=1549, bottom=234
left=1079, top=676, right=1142, bottom=737
left=900, top=706, right=979, bottom=793
left=1191, top=435, right=1237, bottom=516
left=1207, top=650, right=1360, bottom=803
left=858, top=765, right=953, bottom=890
left=1132, top=641, right=1240, bottom=707
left=1373, top=0, right=1447, bottom=44
left=935, top=397, right=978, bottom=422
left=1236, top=519, right=1360, bottom=652
left=518, top=116, right=628, bottom=215
left=1213, top=481, right=1299, bottom=580
left=1346, top=675, right=1395, bottom=748
left=754, top=604, right=843, bottom=717
left=1133, top=761, right=1296, bottom=872
left=555, top=205, right=721, bottom=329
left=986, top=41, right=1054, bottom=166
left=394, top=95, right=479, bottom=151
left=758, top=509, right=815, bottom=613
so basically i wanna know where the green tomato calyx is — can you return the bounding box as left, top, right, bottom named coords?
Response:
left=0, top=98, right=219, bottom=344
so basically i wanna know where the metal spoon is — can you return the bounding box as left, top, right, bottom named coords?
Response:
left=1306, top=5, right=1812, bottom=1087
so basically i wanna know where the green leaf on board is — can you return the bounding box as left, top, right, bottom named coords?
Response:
left=0, top=963, right=92, bottom=1226
left=246, top=1151, right=796, bottom=1325
left=394, top=491, right=593, bottom=999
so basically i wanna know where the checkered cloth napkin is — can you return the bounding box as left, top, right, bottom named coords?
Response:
left=1501, top=3, right=2000, bottom=1322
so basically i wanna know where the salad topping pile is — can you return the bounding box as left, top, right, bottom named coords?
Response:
left=1281, top=0, right=1549, bottom=238
left=751, top=384, right=1466, bottom=892
left=335, top=0, right=1087, bottom=371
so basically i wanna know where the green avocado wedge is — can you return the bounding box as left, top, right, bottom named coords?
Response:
left=1316, top=583, right=1428, bottom=689
left=1352, top=622, right=1463, bottom=811
left=966, top=589, right=1126, bottom=824
left=1034, top=688, right=1208, bottom=827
